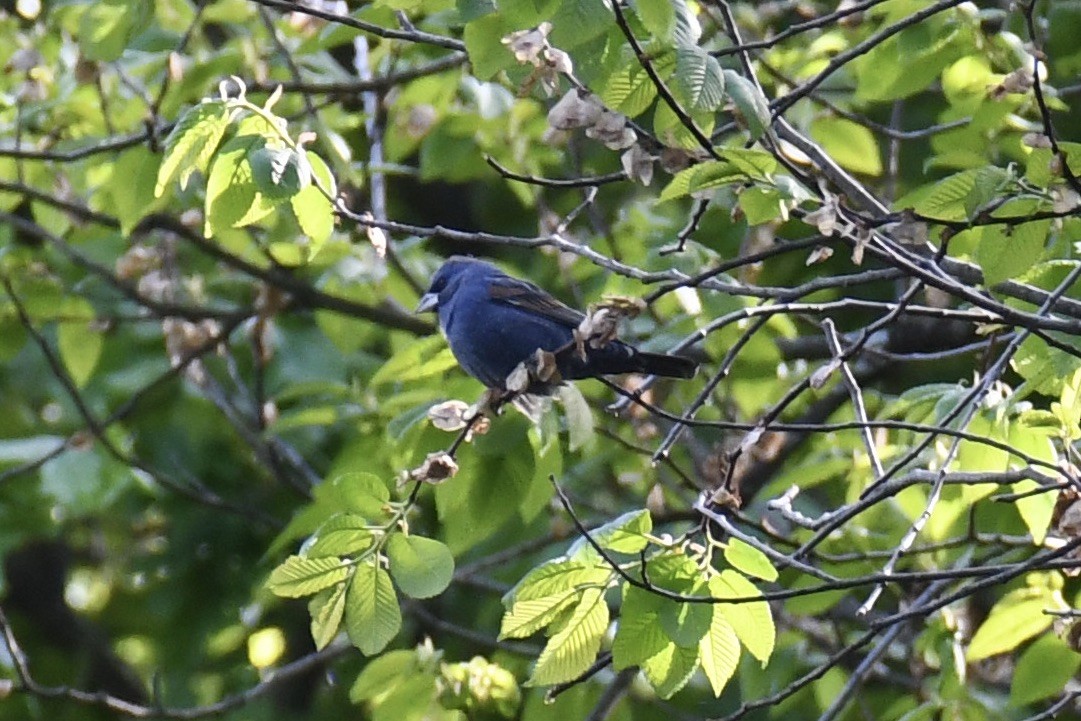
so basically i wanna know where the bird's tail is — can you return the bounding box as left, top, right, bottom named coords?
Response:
left=633, top=351, right=698, bottom=379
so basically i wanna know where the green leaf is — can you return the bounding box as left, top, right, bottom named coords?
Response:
left=350, top=649, right=417, bottom=703
left=110, top=148, right=164, bottom=234
left=723, top=70, right=771, bottom=140
left=672, top=47, right=725, bottom=113
left=912, top=167, right=1009, bottom=221
left=528, top=587, right=609, bottom=686
left=966, top=588, right=1058, bottom=661
left=591, top=509, right=652, bottom=554
left=308, top=581, right=348, bottom=649
left=57, top=297, right=101, bottom=388
left=332, top=471, right=392, bottom=519
left=507, top=558, right=609, bottom=603
left=307, top=514, right=375, bottom=557
left=250, top=145, right=308, bottom=200
left=463, top=15, right=514, bottom=81
left=641, top=642, right=699, bottom=699
left=548, top=0, right=610, bottom=49
left=346, top=560, right=402, bottom=655
left=1012, top=478, right=1056, bottom=546
left=809, top=117, right=882, bottom=176
left=78, top=0, right=150, bottom=61
left=699, top=606, right=740, bottom=697
left=976, top=221, right=1048, bottom=288
left=613, top=584, right=670, bottom=668
left=636, top=0, right=675, bottom=43
left=739, top=186, right=784, bottom=225
left=557, top=383, right=594, bottom=452
left=501, top=589, right=580, bottom=639
left=386, top=534, right=455, bottom=599
left=1010, top=633, right=1081, bottom=707
left=155, top=100, right=231, bottom=197
left=267, top=555, right=351, bottom=598
left=711, top=571, right=774, bottom=664
left=290, top=152, right=336, bottom=252
left=371, top=335, right=459, bottom=387
left=658, top=592, right=711, bottom=647
left=723, top=539, right=778, bottom=582
left=204, top=134, right=277, bottom=236
left=603, top=54, right=671, bottom=118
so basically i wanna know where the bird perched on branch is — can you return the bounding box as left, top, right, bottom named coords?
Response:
left=416, top=257, right=697, bottom=395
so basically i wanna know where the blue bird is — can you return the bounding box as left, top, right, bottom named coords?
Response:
left=416, top=257, right=697, bottom=394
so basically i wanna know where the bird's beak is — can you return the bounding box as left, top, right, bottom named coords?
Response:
left=415, top=293, right=439, bottom=314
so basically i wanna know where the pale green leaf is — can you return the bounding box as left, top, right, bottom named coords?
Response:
left=346, top=560, right=402, bottom=655
left=308, top=581, right=348, bottom=650
left=591, top=509, right=652, bottom=554
left=528, top=587, right=609, bottom=686
left=711, top=571, right=774, bottom=664
left=290, top=151, right=336, bottom=252
left=267, top=555, right=351, bottom=598
left=723, top=538, right=778, bottom=582
left=155, top=100, right=231, bottom=197
left=699, top=606, right=740, bottom=696
left=204, top=134, right=276, bottom=237
left=809, top=116, right=882, bottom=176
left=976, top=221, right=1048, bottom=288
left=500, top=590, right=579, bottom=639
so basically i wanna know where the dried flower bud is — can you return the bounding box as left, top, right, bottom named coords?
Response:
left=409, top=452, right=459, bottom=484
left=586, top=111, right=636, bottom=150
left=428, top=400, right=471, bottom=432
left=621, top=144, right=655, bottom=186
left=805, top=245, right=834, bottom=265
left=547, top=89, right=603, bottom=130
left=501, top=23, right=552, bottom=65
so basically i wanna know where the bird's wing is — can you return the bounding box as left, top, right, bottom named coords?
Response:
left=487, top=275, right=585, bottom=328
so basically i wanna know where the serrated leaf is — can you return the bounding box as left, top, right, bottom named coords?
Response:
left=307, top=514, right=374, bottom=557
left=591, top=509, right=652, bottom=554
left=386, top=534, right=455, bottom=599
left=711, top=571, right=774, bottom=664
left=724, top=70, right=771, bottom=140
left=332, top=471, right=391, bottom=519
left=155, top=100, right=231, bottom=197
left=1012, top=478, right=1055, bottom=546
left=699, top=606, right=740, bottom=696
left=724, top=538, right=778, bottom=581
left=636, top=0, right=675, bottom=42
left=658, top=591, right=712, bottom=647
left=528, top=587, right=609, bottom=686
left=913, top=167, right=1009, bottom=221
left=612, top=584, right=670, bottom=668
left=603, top=54, right=673, bottom=118
left=976, top=221, right=1048, bottom=288
left=290, top=151, right=336, bottom=253
left=641, top=642, right=699, bottom=699
left=557, top=384, right=594, bottom=451
left=506, top=558, right=609, bottom=604
left=673, top=46, right=725, bottom=113
left=346, top=560, right=402, bottom=655
left=308, top=581, right=348, bottom=649
left=267, top=555, right=351, bottom=598
left=501, top=590, right=580, bottom=639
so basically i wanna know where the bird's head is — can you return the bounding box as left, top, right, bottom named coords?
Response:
left=415, top=256, right=497, bottom=313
